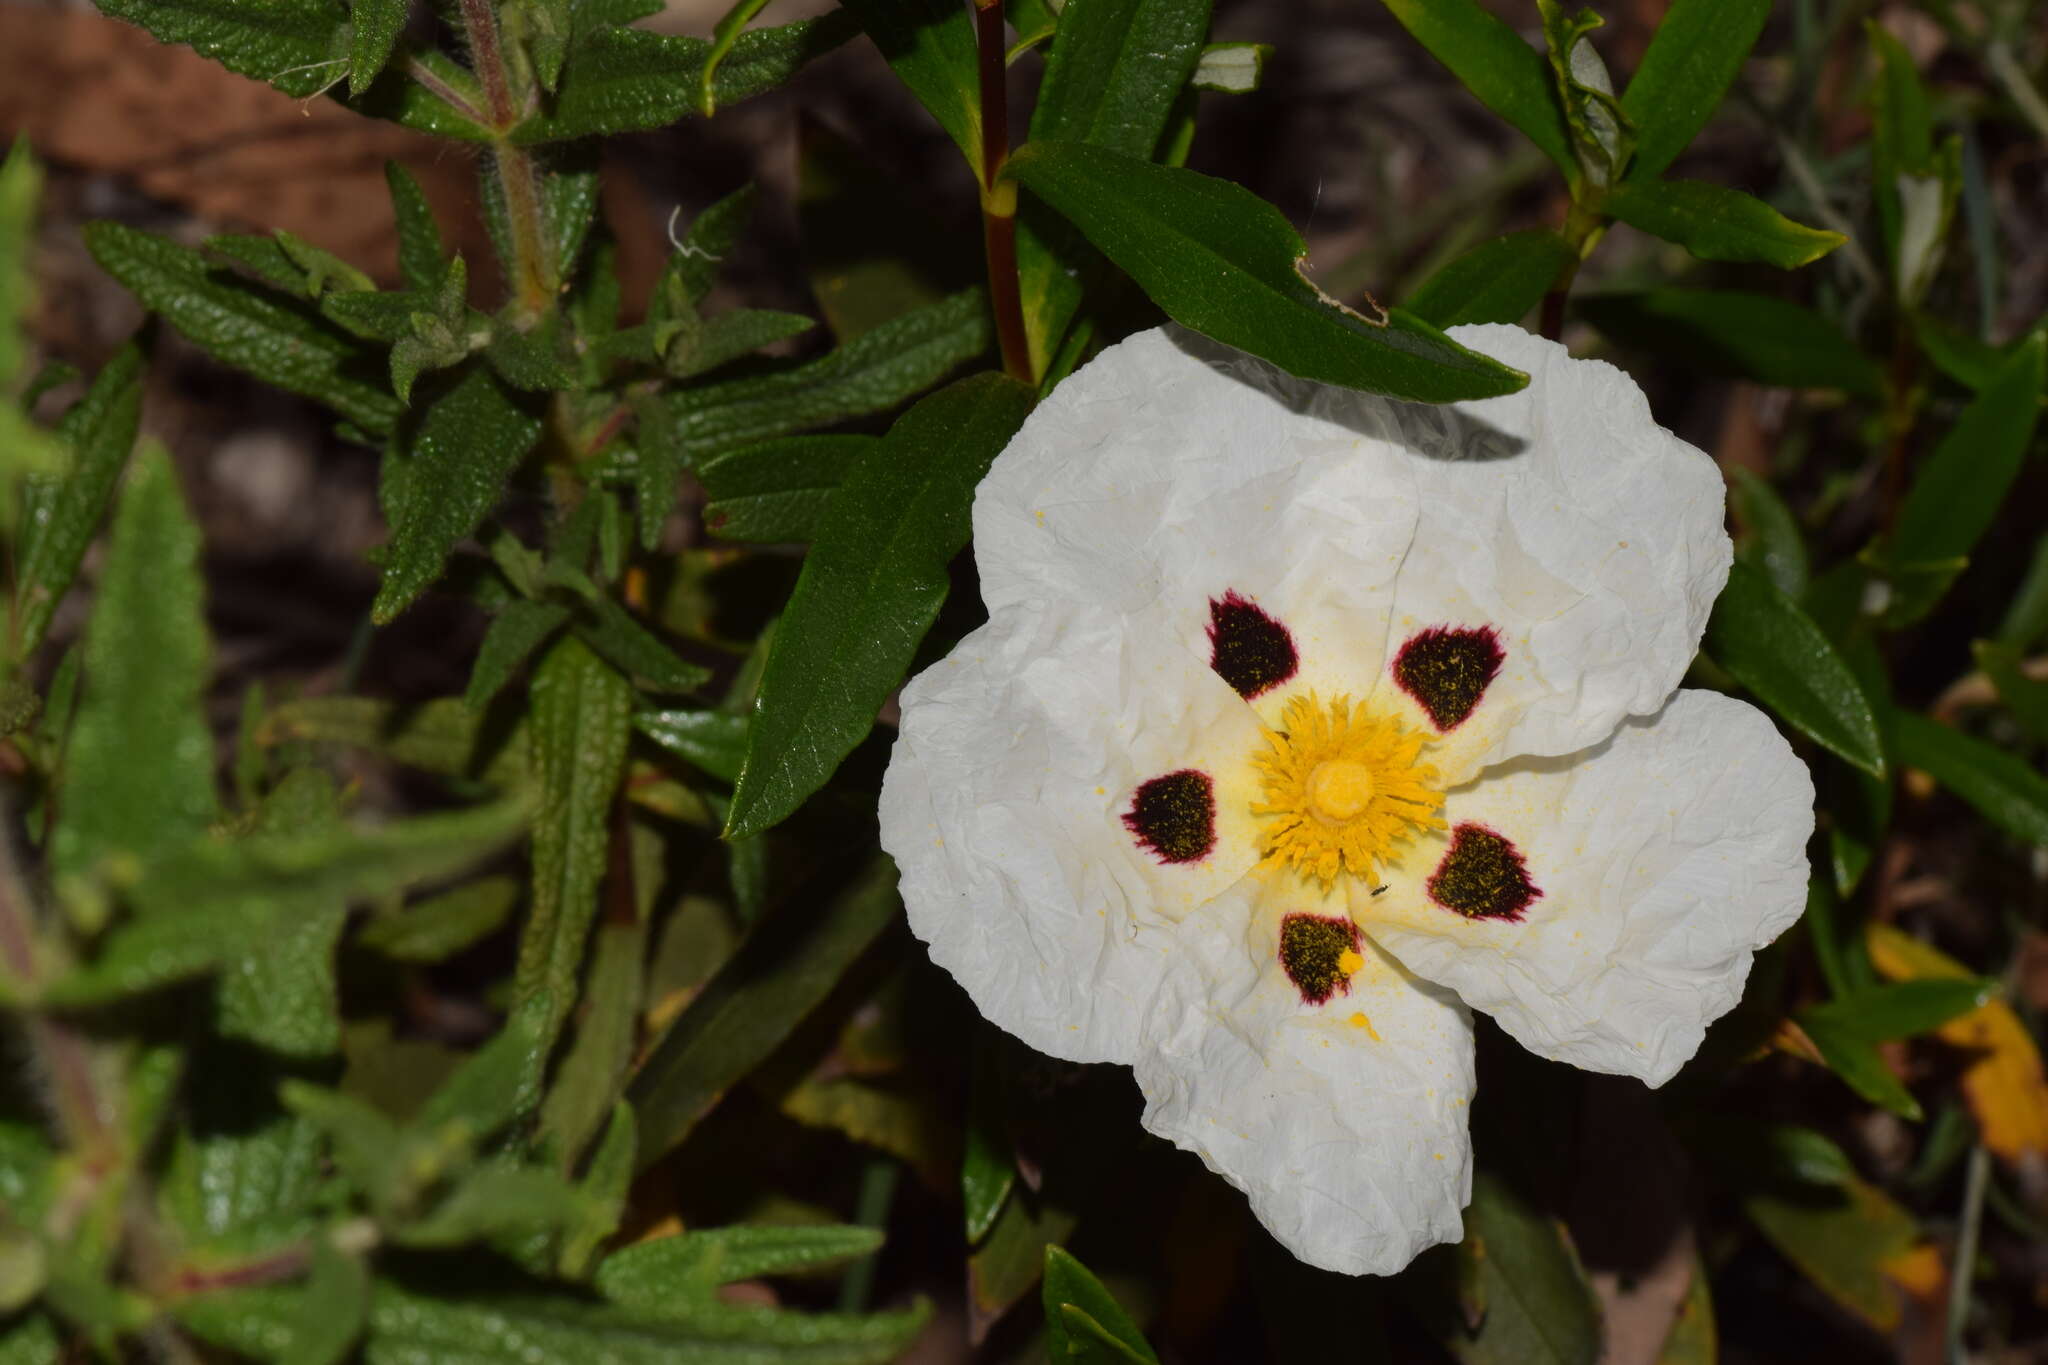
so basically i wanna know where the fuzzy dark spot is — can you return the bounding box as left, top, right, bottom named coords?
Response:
left=1207, top=591, right=1298, bottom=700
left=1392, top=625, right=1505, bottom=731
left=1122, top=769, right=1216, bottom=864
left=1426, top=823, right=1540, bottom=922
left=1278, top=912, right=1360, bottom=1006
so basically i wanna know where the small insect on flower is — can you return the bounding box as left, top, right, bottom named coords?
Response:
left=879, top=325, right=1813, bottom=1275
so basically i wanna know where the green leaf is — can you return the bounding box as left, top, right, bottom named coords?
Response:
left=0, top=139, right=36, bottom=388
left=375, top=365, right=545, bottom=622
left=1729, top=468, right=1808, bottom=599
left=598, top=1225, right=884, bottom=1303
left=515, top=0, right=576, bottom=92
left=1703, top=560, right=1886, bottom=779
left=1796, top=1009, right=1922, bottom=1118
left=961, top=1036, right=1015, bottom=1244
left=1537, top=1, right=1631, bottom=187
left=698, top=435, right=875, bottom=543
left=357, top=876, right=522, bottom=963
left=366, top=1273, right=925, bottom=1364
left=673, top=289, right=992, bottom=458
left=263, top=695, right=528, bottom=787
left=285, top=1237, right=372, bottom=1365
left=1876, top=335, right=2046, bottom=625
left=1997, top=533, right=2048, bottom=650
left=398, top=1164, right=592, bottom=1247
left=281, top=1083, right=408, bottom=1208
left=970, top=1182, right=1076, bottom=1336
left=1013, top=0, right=1212, bottom=373
left=84, top=223, right=400, bottom=434
left=50, top=448, right=218, bottom=889
left=635, top=710, right=749, bottom=784
left=628, top=855, right=900, bottom=1163
left=1802, top=979, right=1994, bottom=1043
left=1894, top=709, right=2048, bottom=847
left=1909, top=312, right=2021, bottom=393
left=1602, top=180, right=1845, bottom=268
left=216, top=767, right=353, bottom=1057
left=1003, top=141, right=1528, bottom=402
left=664, top=308, right=816, bottom=381
left=559, top=1101, right=636, bottom=1276
left=1380, top=0, right=1575, bottom=178
left=467, top=599, right=574, bottom=712
left=348, top=0, right=408, bottom=95
left=1403, top=228, right=1576, bottom=328
left=1425, top=1172, right=1599, bottom=1365
left=1975, top=641, right=2048, bottom=743
left=1868, top=20, right=1933, bottom=278
left=51, top=801, right=527, bottom=1003
left=537, top=905, right=645, bottom=1168
left=1619, top=0, right=1770, bottom=181
left=510, top=13, right=857, bottom=143
left=1578, top=288, right=1884, bottom=397
left=92, top=0, right=348, bottom=97
left=1742, top=1174, right=1920, bottom=1330
left=572, top=596, right=710, bottom=694
left=0, top=1313, right=57, bottom=1365
left=1682, top=1117, right=1857, bottom=1193
left=418, top=992, right=555, bottom=1141
left=13, top=338, right=145, bottom=660
left=160, top=1046, right=325, bottom=1239
left=840, top=0, right=982, bottom=178
left=1044, top=1246, right=1158, bottom=1364
left=725, top=374, right=1032, bottom=837
left=515, top=636, right=633, bottom=1067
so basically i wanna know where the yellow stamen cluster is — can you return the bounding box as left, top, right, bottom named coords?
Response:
left=1253, top=693, right=1444, bottom=887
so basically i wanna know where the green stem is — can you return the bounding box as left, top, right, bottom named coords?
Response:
left=973, top=0, right=1032, bottom=385
left=1946, top=1144, right=1990, bottom=1362
left=1539, top=200, right=1606, bottom=342
left=458, top=0, right=555, bottom=317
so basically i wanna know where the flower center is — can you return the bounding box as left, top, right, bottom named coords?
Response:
left=1252, top=693, right=1444, bottom=888
left=1306, top=759, right=1375, bottom=823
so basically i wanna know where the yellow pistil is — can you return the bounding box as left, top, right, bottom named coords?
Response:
left=1253, top=692, right=1444, bottom=887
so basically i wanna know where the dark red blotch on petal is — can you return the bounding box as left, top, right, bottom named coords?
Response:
left=1392, top=624, right=1504, bottom=731
left=1426, top=823, right=1541, bottom=922
left=1278, top=912, right=1360, bottom=1006
left=1122, top=769, right=1216, bottom=864
left=1208, top=591, right=1298, bottom=700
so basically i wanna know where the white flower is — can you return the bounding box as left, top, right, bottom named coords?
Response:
left=878, top=324, right=1814, bottom=1275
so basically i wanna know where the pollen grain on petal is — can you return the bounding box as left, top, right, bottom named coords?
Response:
left=1122, top=769, right=1217, bottom=864
left=1252, top=692, right=1445, bottom=888
left=1426, top=822, right=1542, bottom=921
left=1207, top=591, right=1299, bottom=700
left=1392, top=624, right=1505, bottom=732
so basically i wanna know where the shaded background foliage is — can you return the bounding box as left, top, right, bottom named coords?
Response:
left=0, top=0, right=2046, bottom=1362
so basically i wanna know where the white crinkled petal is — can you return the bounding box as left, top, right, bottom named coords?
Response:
left=973, top=328, right=1420, bottom=724
left=880, top=602, right=1267, bottom=1066
left=1135, top=880, right=1476, bottom=1275
left=1371, top=323, right=1732, bottom=778
left=1365, top=689, right=1815, bottom=1086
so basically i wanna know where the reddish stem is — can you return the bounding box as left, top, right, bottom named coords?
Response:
left=973, top=0, right=1032, bottom=385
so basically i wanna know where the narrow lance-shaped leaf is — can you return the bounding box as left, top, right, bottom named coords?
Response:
left=539, top=907, right=647, bottom=1168
left=1003, top=141, right=1528, bottom=402
left=698, top=434, right=876, bottom=543
left=466, top=600, right=574, bottom=713
left=1893, top=710, right=2048, bottom=848
left=1578, top=289, right=1885, bottom=398
left=51, top=447, right=218, bottom=887
left=1422, top=1172, right=1600, bottom=1365
left=386, top=164, right=445, bottom=292
left=374, top=365, right=544, bottom=622
left=1602, top=180, right=1845, bottom=269
left=1704, top=560, right=1886, bottom=779
left=13, top=339, right=145, bottom=660
left=84, top=223, right=401, bottom=435
left=1878, top=334, right=2046, bottom=624
left=0, top=138, right=36, bottom=388
left=726, top=373, right=1035, bottom=838
left=628, top=856, right=902, bottom=1162
left=510, top=13, right=858, bottom=143
left=1403, top=229, right=1576, bottom=329
left=1975, top=642, right=2048, bottom=744
left=93, top=0, right=349, bottom=97
left=348, top=0, right=409, bottom=95
left=696, top=0, right=774, bottom=116
left=635, top=710, right=748, bottom=785
left=1044, top=1246, right=1159, bottom=1365
left=1379, top=0, right=1575, bottom=178
left=1620, top=0, right=1770, bottom=181
left=673, top=288, right=992, bottom=458
left=515, top=636, right=633, bottom=1068
left=839, top=0, right=982, bottom=178
left=1729, top=467, right=1809, bottom=600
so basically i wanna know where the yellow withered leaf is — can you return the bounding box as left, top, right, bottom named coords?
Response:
left=1866, top=923, right=2048, bottom=1162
